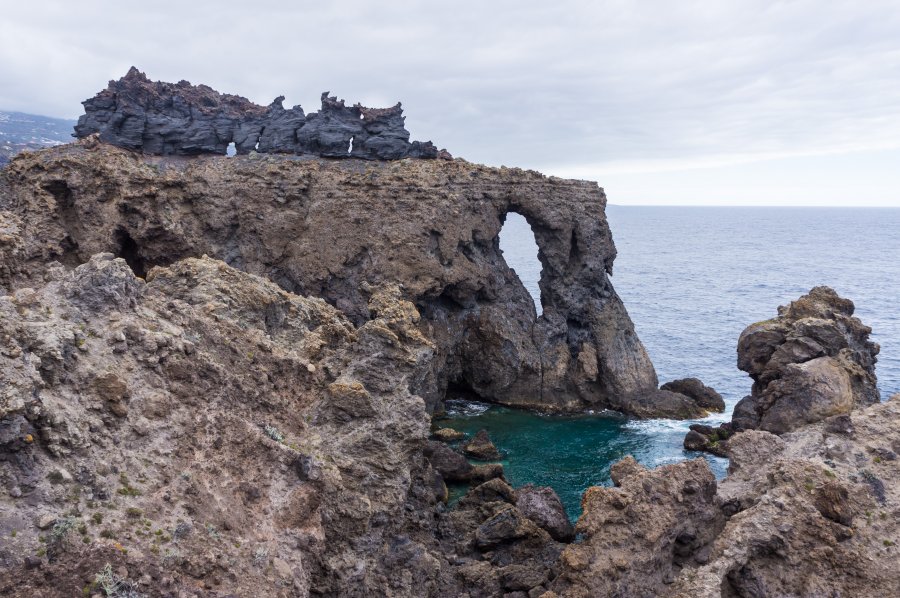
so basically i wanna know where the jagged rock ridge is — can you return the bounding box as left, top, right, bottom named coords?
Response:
left=73, top=67, right=445, bottom=160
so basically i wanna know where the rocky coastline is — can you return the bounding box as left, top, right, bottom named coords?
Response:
left=1, top=74, right=898, bottom=597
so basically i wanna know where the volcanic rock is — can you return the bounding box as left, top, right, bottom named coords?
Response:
left=734, top=286, right=879, bottom=433
left=660, top=377, right=725, bottom=413
left=1, top=142, right=667, bottom=418
left=464, top=429, right=502, bottom=460
left=424, top=440, right=474, bottom=482
left=550, top=456, right=723, bottom=596
left=74, top=67, right=442, bottom=159
left=516, top=485, right=575, bottom=542
left=431, top=427, right=465, bottom=442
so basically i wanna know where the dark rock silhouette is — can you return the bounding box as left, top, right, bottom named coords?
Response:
left=74, top=67, right=445, bottom=160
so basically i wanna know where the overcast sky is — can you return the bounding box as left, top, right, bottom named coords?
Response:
left=2, top=0, right=899, bottom=205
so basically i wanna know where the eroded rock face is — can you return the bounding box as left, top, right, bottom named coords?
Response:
left=669, top=396, right=900, bottom=597
left=550, top=456, right=723, bottom=597
left=552, top=396, right=900, bottom=597
left=0, top=253, right=450, bottom=595
left=74, top=67, right=443, bottom=159
left=734, top=286, right=879, bottom=433
left=1, top=141, right=667, bottom=417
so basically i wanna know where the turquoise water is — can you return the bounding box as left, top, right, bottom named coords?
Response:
left=437, top=400, right=728, bottom=520
left=472, top=207, right=900, bottom=521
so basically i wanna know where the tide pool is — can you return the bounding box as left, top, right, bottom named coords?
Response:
left=436, top=399, right=728, bottom=521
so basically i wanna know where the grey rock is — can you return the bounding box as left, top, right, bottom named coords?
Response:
left=424, top=441, right=473, bottom=482
left=734, top=286, right=879, bottom=433
left=660, top=378, right=725, bottom=413
left=516, top=485, right=575, bottom=542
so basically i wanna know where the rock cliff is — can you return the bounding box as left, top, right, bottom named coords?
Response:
left=74, top=68, right=443, bottom=159
left=0, top=140, right=695, bottom=417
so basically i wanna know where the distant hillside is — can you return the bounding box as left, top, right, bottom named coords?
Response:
left=0, top=111, right=76, bottom=166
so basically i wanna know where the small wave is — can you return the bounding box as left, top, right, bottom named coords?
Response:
left=443, top=399, right=492, bottom=417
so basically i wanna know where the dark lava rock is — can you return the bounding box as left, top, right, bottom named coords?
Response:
left=683, top=426, right=731, bottom=458
left=458, top=478, right=517, bottom=508
left=75, top=67, right=445, bottom=160
left=474, top=505, right=544, bottom=550
left=733, top=286, right=879, bottom=434
left=424, top=440, right=473, bottom=482
left=464, top=429, right=501, bottom=461
left=516, top=485, right=575, bottom=542
left=661, top=377, right=725, bottom=413
left=621, top=389, right=709, bottom=420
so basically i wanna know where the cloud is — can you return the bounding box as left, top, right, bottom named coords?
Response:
left=1, top=0, right=899, bottom=203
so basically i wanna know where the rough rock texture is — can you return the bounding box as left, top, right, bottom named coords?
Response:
left=0, top=141, right=678, bottom=418
left=552, top=396, right=900, bottom=597
left=669, top=396, right=900, bottom=597
left=464, top=429, right=502, bottom=461
left=683, top=423, right=734, bottom=457
left=516, top=485, right=575, bottom=542
left=74, top=67, right=443, bottom=160
left=0, top=252, right=569, bottom=597
left=661, top=378, right=725, bottom=413
left=734, top=286, right=879, bottom=433
left=549, top=456, right=723, bottom=597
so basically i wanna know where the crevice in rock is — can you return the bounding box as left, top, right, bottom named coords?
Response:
left=114, top=228, right=148, bottom=278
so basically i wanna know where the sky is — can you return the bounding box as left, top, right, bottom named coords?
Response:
left=1, top=0, right=899, bottom=206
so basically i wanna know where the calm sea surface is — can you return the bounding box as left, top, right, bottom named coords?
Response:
left=439, top=207, right=900, bottom=519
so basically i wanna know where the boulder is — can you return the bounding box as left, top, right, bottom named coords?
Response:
left=74, top=67, right=443, bottom=160
left=424, top=441, right=473, bottom=482
left=464, top=429, right=501, bottom=461
left=516, top=485, right=575, bottom=542
left=660, top=378, right=725, bottom=413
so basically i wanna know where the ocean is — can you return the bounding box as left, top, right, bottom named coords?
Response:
left=438, top=206, right=900, bottom=519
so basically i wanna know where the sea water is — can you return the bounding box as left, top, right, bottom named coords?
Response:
left=438, top=207, right=900, bottom=519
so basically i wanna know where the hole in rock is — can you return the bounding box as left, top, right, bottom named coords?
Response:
left=348, top=136, right=354, bottom=155
left=114, top=229, right=148, bottom=278
left=499, top=212, right=542, bottom=315
left=226, top=142, right=237, bottom=156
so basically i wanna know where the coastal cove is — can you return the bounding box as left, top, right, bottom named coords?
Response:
left=476, top=206, right=900, bottom=521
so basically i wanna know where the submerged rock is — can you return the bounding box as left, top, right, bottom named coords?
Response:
left=734, top=286, right=879, bottom=433
left=432, top=427, right=465, bottom=442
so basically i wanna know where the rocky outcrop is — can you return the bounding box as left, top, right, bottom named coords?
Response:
left=0, top=253, right=448, bottom=596
left=552, top=395, right=900, bottom=597
left=669, top=396, right=900, bottom=597
left=550, top=456, right=723, bottom=596
left=1, top=141, right=675, bottom=417
left=734, top=286, right=879, bottom=433
left=463, top=429, right=502, bottom=460
left=74, top=67, right=444, bottom=159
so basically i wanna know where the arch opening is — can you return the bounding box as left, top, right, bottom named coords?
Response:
left=226, top=142, right=237, bottom=156
left=499, top=212, right=542, bottom=316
